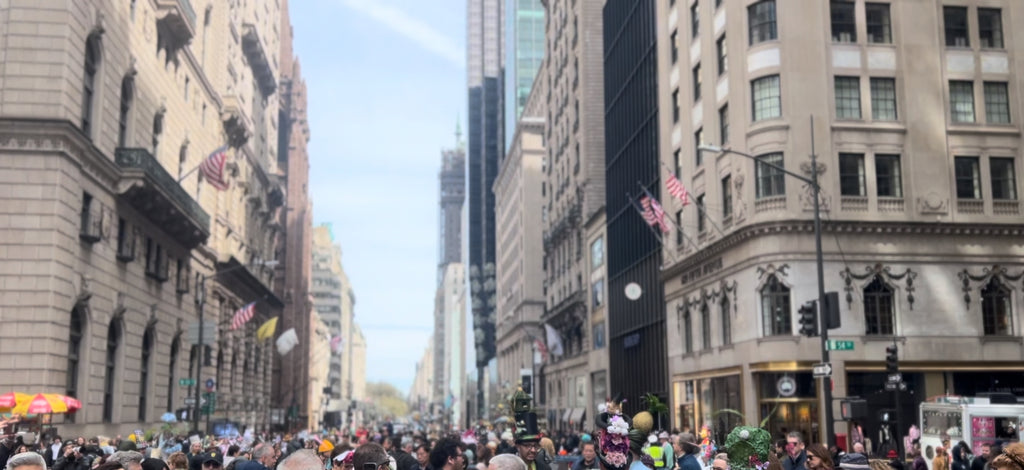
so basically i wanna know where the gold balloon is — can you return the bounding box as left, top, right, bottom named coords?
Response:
left=633, top=411, right=654, bottom=434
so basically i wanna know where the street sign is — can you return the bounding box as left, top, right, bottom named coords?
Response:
left=184, top=397, right=197, bottom=406
left=812, top=362, right=833, bottom=378
left=179, top=378, right=196, bottom=387
left=887, top=373, right=902, bottom=384
left=827, top=340, right=855, bottom=351
left=885, top=382, right=898, bottom=391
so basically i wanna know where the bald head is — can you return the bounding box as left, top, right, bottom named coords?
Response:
left=279, top=450, right=322, bottom=470
left=488, top=455, right=527, bottom=470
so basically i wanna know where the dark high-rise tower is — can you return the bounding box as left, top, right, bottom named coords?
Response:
left=468, top=0, right=504, bottom=420
left=439, top=125, right=466, bottom=274
left=602, top=0, right=666, bottom=413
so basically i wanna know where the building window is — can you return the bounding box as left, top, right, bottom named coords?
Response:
left=152, top=111, right=165, bottom=158
left=674, top=149, right=682, bottom=175
left=982, top=278, right=1012, bottom=336
left=593, top=321, right=606, bottom=349
left=671, top=30, right=679, bottom=64
left=865, top=3, right=892, bottom=44
left=950, top=81, right=975, bottom=123
left=875, top=154, right=903, bottom=198
left=863, top=276, right=895, bottom=335
left=978, top=8, right=1003, bottom=49
left=682, top=308, right=693, bottom=354
left=67, top=308, right=84, bottom=421
left=691, top=1, right=699, bottom=38
left=870, top=77, right=897, bottom=121
left=696, top=194, right=706, bottom=234
left=830, top=1, right=856, bottom=43
left=590, top=237, right=604, bottom=268
left=721, top=295, right=732, bottom=346
left=701, top=303, right=712, bottom=350
left=592, top=278, right=604, bottom=307
left=716, top=35, right=727, bottom=75
left=672, top=89, right=680, bottom=123
left=693, top=63, right=702, bottom=102
left=756, top=152, right=786, bottom=199
left=761, top=275, right=791, bottom=337
left=835, top=76, right=861, bottom=119
left=178, top=143, right=189, bottom=180
left=167, top=334, right=179, bottom=412
left=715, top=0, right=722, bottom=7
left=752, top=75, right=781, bottom=121
left=82, top=33, right=102, bottom=138
left=118, top=75, right=134, bottom=147
left=955, top=156, right=981, bottom=199
left=675, top=210, right=684, bottom=245
left=944, top=6, right=969, bottom=47
left=722, top=175, right=733, bottom=220
left=719, top=104, right=729, bottom=144
left=984, top=82, right=1011, bottom=124
left=103, top=319, right=121, bottom=423
left=990, top=157, right=1017, bottom=200
left=694, top=127, right=704, bottom=166
left=748, top=0, right=777, bottom=45
left=839, top=153, right=866, bottom=196
left=139, top=325, right=153, bottom=422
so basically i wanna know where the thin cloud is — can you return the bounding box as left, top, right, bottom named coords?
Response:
left=339, top=0, right=464, bottom=68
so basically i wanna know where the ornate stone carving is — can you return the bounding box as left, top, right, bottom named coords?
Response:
left=917, top=191, right=948, bottom=215
left=76, top=274, right=93, bottom=307
left=733, top=173, right=746, bottom=222
left=757, top=263, right=790, bottom=281
left=839, top=263, right=918, bottom=309
left=113, top=292, right=127, bottom=318
left=957, top=265, right=1024, bottom=308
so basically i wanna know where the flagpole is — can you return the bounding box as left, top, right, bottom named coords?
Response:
left=641, top=177, right=727, bottom=241
left=635, top=180, right=700, bottom=250
left=177, top=164, right=201, bottom=183
left=626, top=192, right=680, bottom=265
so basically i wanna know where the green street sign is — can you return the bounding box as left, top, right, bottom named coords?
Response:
left=179, top=378, right=196, bottom=387
left=827, top=340, right=855, bottom=351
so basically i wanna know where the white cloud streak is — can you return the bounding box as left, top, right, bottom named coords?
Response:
left=339, top=0, right=465, bottom=68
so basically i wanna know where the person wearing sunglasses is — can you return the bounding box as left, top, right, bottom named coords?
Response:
left=804, top=444, right=832, bottom=470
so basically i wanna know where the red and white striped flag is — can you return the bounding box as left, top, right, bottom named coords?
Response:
left=640, top=196, right=658, bottom=226
left=642, top=196, right=670, bottom=233
left=666, top=172, right=691, bottom=206
left=330, top=335, right=343, bottom=353
left=535, top=338, right=549, bottom=364
left=230, top=302, right=256, bottom=330
left=200, top=146, right=230, bottom=191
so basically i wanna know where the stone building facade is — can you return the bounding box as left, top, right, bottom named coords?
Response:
left=657, top=0, right=1024, bottom=446
left=540, top=0, right=606, bottom=432
left=494, top=58, right=547, bottom=410
left=0, top=0, right=297, bottom=435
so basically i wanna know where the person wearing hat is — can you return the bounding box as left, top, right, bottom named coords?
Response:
left=196, top=450, right=224, bottom=470
left=508, top=390, right=549, bottom=470
left=659, top=433, right=674, bottom=470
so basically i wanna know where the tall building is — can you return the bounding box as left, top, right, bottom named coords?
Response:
left=602, top=0, right=667, bottom=415
left=657, top=0, right=1024, bottom=445
left=0, top=0, right=288, bottom=435
left=506, top=0, right=546, bottom=143
left=441, top=263, right=468, bottom=427
left=308, top=314, right=332, bottom=429
left=311, top=224, right=357, bottom=427
left=274, top=0, right=315, bottom=429
left=433, top=128, right=466, bottom=414
left=467, top=0, right=505, bottom=419
left=409, top=340, right=435, bottom=413
left=494, top=57, right=547, bottom=413
left=540, top=0, right=608, bottom=431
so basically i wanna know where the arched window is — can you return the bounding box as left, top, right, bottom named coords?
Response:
left=864, top=276, right=895, bottom=335
left=167, top=333, right=180, bottom=412
left=139, top=325, right=153, bottom=421
left=178, top=143, right=189, bottom=180
left=681, top=308, right=693, bottom=354
left=103, top=319, right=122, bottom=422
left=761, top=275, right=791, bottom=336
left=66, top=308, right=85, bottom=423
left=982, top=278, right=1012, bottom=336
left=82, top=33, right=102, bottom=137
left=118, top=75, right=134, bottom=147
left=152, top=111, right=164, bottom=158
left=701, top=302, right=712, bottom=350
left=721, top=295, right=732, bottom=346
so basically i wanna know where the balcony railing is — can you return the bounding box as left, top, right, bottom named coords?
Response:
left=155, top=0, right=197, bottom=56
left=241, top=24, right=277, bottom=97
left=115, top=148, right=210, bottom=249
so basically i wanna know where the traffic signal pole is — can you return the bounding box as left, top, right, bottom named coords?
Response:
left=810, top=119, right=835, bottom=447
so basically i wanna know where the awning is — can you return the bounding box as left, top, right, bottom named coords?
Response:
left=561, top=408, right=572, bottom=422
left=570, top=408, right=585, bottom=424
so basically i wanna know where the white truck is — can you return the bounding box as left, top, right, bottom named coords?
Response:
left=919, top=395, right=1024, bottom=469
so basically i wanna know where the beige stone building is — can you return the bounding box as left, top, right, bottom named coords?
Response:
left=308, top=313, right=332, bottom=430
left=657, top=0, right=1024, bottom=445
left=350, top=324, right=367, bottom=402
left=409, top=339, right=435, bottom=413
left=539, top=0, right=606, bottom=432
left=0, top=0, right=298, bottom=435
left=583, top=208, right=608, bottom=431
left=494, top=58, right=547, bottom=410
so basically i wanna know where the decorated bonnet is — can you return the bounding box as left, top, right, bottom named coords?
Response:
left=595, top=397, right=634, bottom=470
left=510, top=388, right=542, bottom=443
left=723, top=426, right=772, bottom=470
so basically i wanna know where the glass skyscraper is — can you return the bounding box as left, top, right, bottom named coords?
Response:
left=505, top=0, right=544, bottom=147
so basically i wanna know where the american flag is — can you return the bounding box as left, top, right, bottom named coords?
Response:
left=330, top=335, right=343, bottom=353
left=230, top=302, right=256, bottom=330
left=200, top=146, right=230, bottom=191
left=641, top=196, right=671, bottom=233
left=666, top=171, right=691, bottom=205
left=535, top=338, right=549, bottom=363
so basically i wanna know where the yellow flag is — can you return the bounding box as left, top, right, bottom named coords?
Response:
left=256, top=317, right=278, bottom=341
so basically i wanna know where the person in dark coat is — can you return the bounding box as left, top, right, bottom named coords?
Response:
left=783, top=432, right=808, bottom=470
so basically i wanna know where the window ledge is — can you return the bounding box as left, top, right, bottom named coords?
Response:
left=698, top=348, right=714, bottom=356
left=947, top=125, right=1020, bottom=136
left=758, top=335, right=799, bottom=344
left=861, top=335, right=900, bottom=342
left=831, top=121, right=906, bottom=133
left=718, top=344, right=735, bottom=352
left=980, top=335, right=1022, bottom=344
left=748, top=120, right=789, bottom=136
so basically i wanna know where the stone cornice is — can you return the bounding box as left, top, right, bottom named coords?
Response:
left=660, top=219, right=1024, bottom=281
left=0, top=118, right=120, bottom=189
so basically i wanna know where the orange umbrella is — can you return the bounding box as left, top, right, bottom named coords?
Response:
left=0, top=393, right=30, bottom=411
left=12, top=394, right=68, bottom=415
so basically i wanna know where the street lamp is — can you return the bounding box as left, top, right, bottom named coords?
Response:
left=698, top=139, right=835, bottom=446
left=191, top=258, right=279, bottom=434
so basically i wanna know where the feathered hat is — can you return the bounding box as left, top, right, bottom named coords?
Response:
left=595, top=396, right=637, bottom=470
left=509, top=388, right=542, bottom=443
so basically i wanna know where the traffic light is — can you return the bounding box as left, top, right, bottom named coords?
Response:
left=885, top=345, right=899, bottom=373
left=798, top=301, right=818, bottom=337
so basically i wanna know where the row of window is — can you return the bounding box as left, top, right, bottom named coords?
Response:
left=678, top=273, right=1014, bottom=355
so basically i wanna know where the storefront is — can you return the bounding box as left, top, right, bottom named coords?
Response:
left=672, top=370, right=743, bottom=444
left=756, top=372, right=821, bottom=444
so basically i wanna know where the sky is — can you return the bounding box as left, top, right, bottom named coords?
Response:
left=290, top=0, right=467, bottom=394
